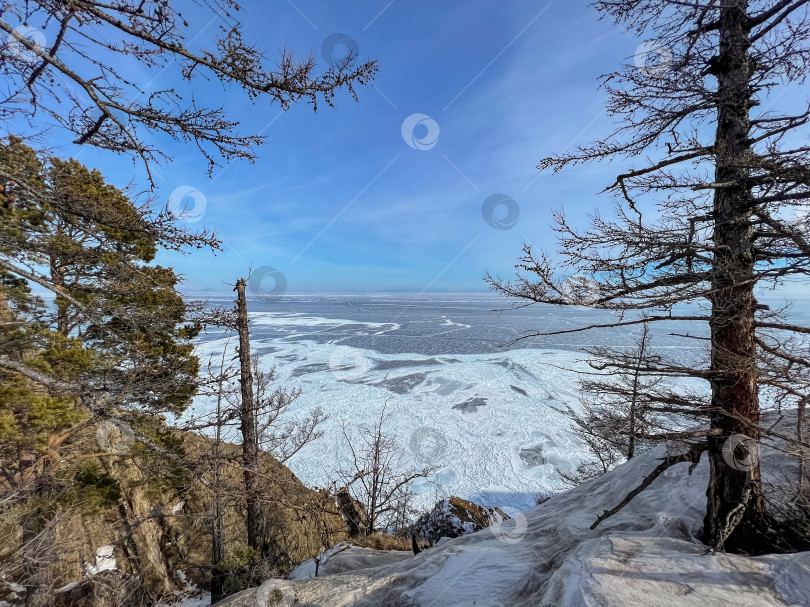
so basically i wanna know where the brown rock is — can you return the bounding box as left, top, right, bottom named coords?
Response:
left=413, top=496, right=510, bottom=544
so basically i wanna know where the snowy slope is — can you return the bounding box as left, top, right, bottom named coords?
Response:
left=253, top=420, right=810, bottom=606
left=288, top=543, right=413, bottom=580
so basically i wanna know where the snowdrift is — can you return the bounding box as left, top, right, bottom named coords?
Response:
left=288, top=543, right=414, bottom=581
left=268, top=414, right=810, bottom=606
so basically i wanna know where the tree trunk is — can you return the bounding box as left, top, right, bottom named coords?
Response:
left=702, top=0, right=772, bottom=553
left=210, top=381, right=226, bottom=603
left=234, top=278, right=264, bottom=556
left=799, top=399, right=806, bottom=493
left=210, top=486, right=225, bottom=601
left=627, top=325, right=648, bottom=460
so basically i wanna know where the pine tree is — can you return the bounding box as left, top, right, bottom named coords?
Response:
left=0, top=137, right=209, bottom=493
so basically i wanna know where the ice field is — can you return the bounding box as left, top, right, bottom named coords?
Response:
left=182, top=294, right=718, bottom=514
left=194, top=333, right=589, bottom=513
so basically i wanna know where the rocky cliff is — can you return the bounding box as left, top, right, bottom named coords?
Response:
left=0, top=422, right=349, bottom=606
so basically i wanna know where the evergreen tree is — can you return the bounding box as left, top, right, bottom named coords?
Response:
left=0, top=137, right=210, bottom=494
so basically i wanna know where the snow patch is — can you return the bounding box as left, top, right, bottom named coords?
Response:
left=289, top=542, right=351, bottom=580
left=289, top=542, right=413, bottom=580
left=84, top=545, right=117, bottom=577
left=54, top=581, right=79, bottom=593
left=156, top=593, right=211, bottom=607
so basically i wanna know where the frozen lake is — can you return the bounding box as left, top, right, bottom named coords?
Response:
left=185, top=293, right=804, bottom=513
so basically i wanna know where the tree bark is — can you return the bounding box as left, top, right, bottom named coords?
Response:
left=796, top=400, right=807, bottom=495
left=210, top=379, right=226, bottom=603
left=234, top=278, right=264, bottom=556
left=703, top=0, right=772, bottom=552
left=627, top=325, right=649, bottom=460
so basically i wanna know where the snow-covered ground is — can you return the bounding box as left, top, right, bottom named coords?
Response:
left=289, top=542, right=413, bottom=580
left=188, top=313, right=598, bottom=514
left=248, top=414, right=809, bottom=606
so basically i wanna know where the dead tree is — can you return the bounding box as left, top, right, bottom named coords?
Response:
left=234, top=278, right=263, bottom=557
left=489, top=0, right=810, bottom=554
left=575, top=323, right=663, bottom=469
left=625, top=324, right=652, bottom=459
left=212, top=281, right=326, bottom=568
left=337, top=406, right=434, bottom=536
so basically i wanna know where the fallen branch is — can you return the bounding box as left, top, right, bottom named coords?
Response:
left=590, top=442, right=707, bottom=530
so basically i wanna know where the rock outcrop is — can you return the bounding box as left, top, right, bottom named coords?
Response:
left=411, top=496, right=509, bottom=544
left=0, top=424, right=350, bottom=606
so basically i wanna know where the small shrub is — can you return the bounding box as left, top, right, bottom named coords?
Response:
left=75, top=463, right=122, bottom=509
left=351, top=533, right=412, bottom=551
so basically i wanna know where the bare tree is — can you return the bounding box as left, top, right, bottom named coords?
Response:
left=251, top=358, right=325, bottom=464
left=0, top=1, right=377, bottom=180
left=577, top=323, right=665, bottom=462
left=337, top=406, right=434, bottom=536
left=174, top=336, right=330, bottom=598
left=489, top=0, right=810, bottom=553
left=561, top=323, right=702, bottom=486
left=233, top=277, right=262, bottom=557
left=204, top=279, right=326, bottom=570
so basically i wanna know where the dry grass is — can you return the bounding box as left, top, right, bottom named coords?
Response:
left=350, top=534, right=415, bottom=552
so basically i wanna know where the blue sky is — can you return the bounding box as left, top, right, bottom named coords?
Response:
left=10, top=1, right=809, bottom=296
